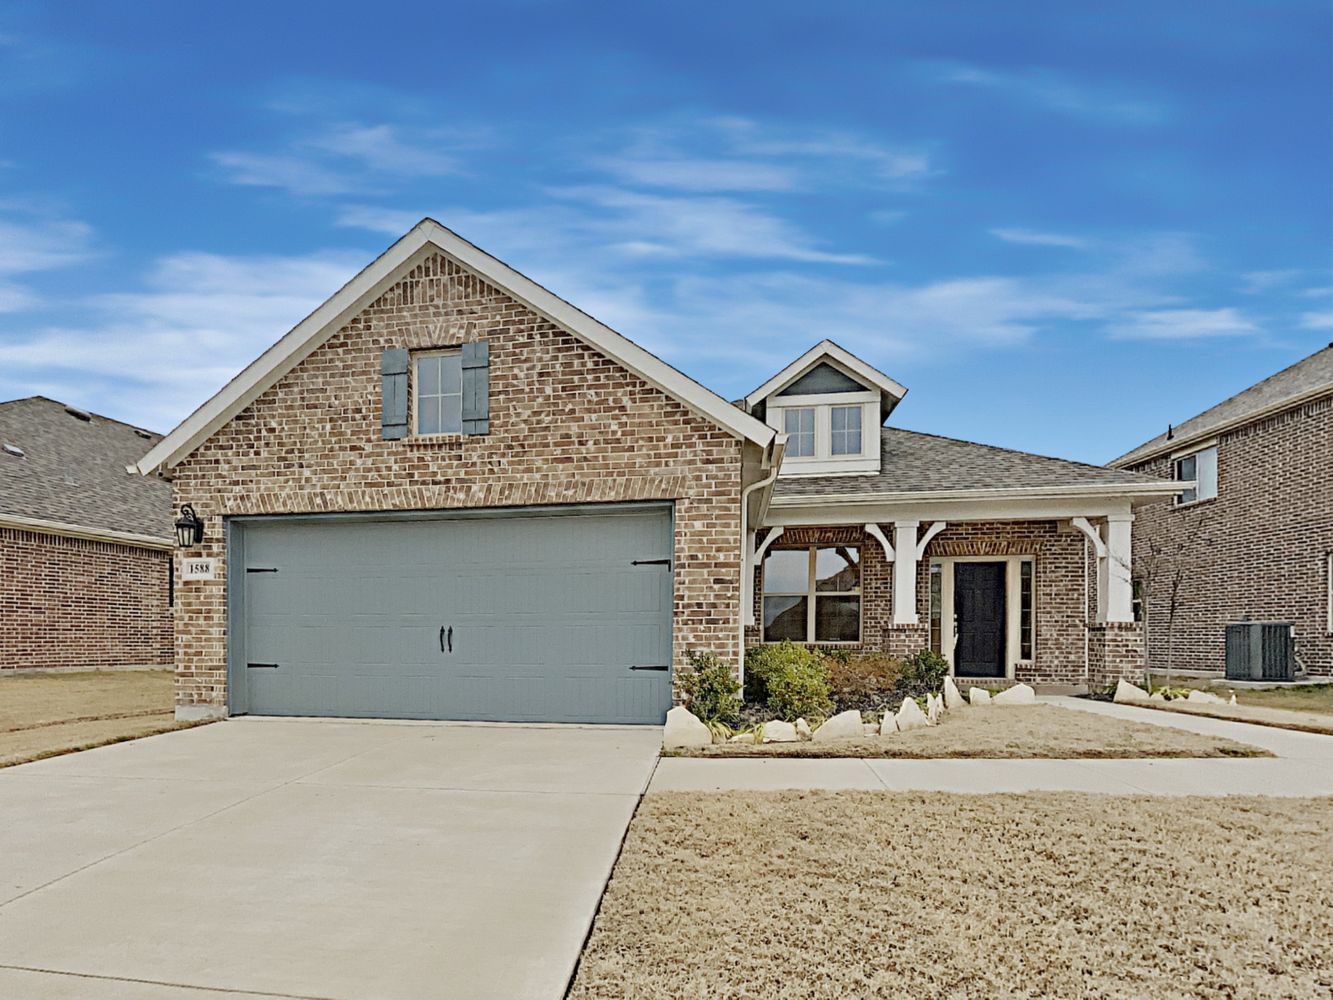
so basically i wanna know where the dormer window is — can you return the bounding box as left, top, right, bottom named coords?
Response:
left=745, top=340, right=907, bottom=479
left=830, top=405, right=862, bottom=455
left=784, top=408, right=816, bottom=457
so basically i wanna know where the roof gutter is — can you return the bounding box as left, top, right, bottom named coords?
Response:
left=0, top=512, right=173, bottom=550
left=771, top=480, right=1182, bottom=507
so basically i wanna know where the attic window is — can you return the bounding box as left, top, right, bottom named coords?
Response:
left=2, top=443, right=24, bottom=458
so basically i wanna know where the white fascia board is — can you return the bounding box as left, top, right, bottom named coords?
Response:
left=138, top=218, right=773, bottom=474
left=766, top=494, right=1148, bottom=528
left=769, top=480, right=1182, bottom=507
left=744, top=339, right=908, bottom=407
left=0, top=513, right=173, bottom=550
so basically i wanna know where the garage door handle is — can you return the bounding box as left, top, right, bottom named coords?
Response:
left=630, top=664, right=669, bottom=671
left=630, top=559, right=671, bottom=568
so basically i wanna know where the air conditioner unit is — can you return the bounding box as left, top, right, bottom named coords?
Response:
left=1225, top=622, right=1295, bottom=682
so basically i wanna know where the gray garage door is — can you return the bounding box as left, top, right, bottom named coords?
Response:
left=231, top=506, right=673, bottom=724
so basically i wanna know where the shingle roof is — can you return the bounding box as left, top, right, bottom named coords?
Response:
left=773, top=426, right=1165, bottom=502
left=1112, top=344, right=1333, bottom=468
left=0, top=397, right=172, bottom=541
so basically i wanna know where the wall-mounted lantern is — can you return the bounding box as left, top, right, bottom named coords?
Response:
left=174, top=504, right=204, bottom=549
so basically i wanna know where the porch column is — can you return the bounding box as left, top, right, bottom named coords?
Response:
left=1104, top=513, right=1135, bottom=623
left=892, top=520, right=920, bottom=625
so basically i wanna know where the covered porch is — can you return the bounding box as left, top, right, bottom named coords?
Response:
left=743, top=491, right=1148, bottom=691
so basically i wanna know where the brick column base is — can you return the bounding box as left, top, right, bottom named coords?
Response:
left=1087, top=622, right=1145, bottom=690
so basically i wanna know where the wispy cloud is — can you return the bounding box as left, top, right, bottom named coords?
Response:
left=1108, top=308, right=1259, bottom=341
left=211, top=121, right=474, bottom=196
left=926, top=61, right=1168, bottom=124
left=1240, top=269, right=1304, bottom=294
left=0, top=249, right=362, bottom=428
left=1299, top=310, right=1333, bottom=330
left=0, top=211, right=95, bottom=313
left=990, top=227, right=1089, bottom=249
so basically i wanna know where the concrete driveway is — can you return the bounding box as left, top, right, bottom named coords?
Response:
left=0, top=718, right=662, bottom=999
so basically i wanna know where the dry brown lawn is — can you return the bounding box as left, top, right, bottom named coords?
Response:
left=569, top=791, right=1333, bottom=1000
left=1149, top=676, right=1333, bottom=717
left=670, top=704, right=1265, bottom=759
left=0, top=670, right=204, bottom=767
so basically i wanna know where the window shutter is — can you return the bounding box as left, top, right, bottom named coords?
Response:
left=381, top=348, right=409, bottom=440
left=461, top=340, right=490, bottom=435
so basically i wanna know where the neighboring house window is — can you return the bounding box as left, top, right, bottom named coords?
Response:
left=830, top=405, right=862, bottom=456
left=414, top=352, right=463, bottom=435
left=784, top=408, right=815, bottom=457
left=1019, top=559, right=1034, bottom=660
left=1132, top=580, right=1145, bottom=624
left=1174, top=445, right=1218, bottom=505
left=762, top=545, right=861, bottom=643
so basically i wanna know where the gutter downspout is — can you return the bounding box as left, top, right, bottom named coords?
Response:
left=738, top=434, right=787, bottom=688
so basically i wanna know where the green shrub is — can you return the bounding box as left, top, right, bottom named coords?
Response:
left=826, top=652, right=903, bottom=711
left=897, top=649, right=949, bottom=697
left=743, top=640, right=833, bottom=722
left=765, top=656, right=833, bottom=722
left=680, top=651, right=741, bottom=724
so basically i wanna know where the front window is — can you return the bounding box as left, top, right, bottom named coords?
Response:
left=414, top=353, right=463, bottom=436
left=929, top=563, right=942, bottom=654
left=784, top=408, right=815, bottom=457
left=763, top=545, right=861, bottom=643
left=1174, top=445, right=1217, bottom=505
left=830, top=405, right=862, bottom=455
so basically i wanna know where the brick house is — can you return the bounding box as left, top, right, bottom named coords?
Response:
left=1112, top=345, right=1333, bottom=677
left=0, top=397, right=174, bottom=672
left=137, top=219, right=1178, bottom=723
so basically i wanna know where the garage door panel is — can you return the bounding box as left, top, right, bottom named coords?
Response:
left=236, top=508, right=672, bottom=723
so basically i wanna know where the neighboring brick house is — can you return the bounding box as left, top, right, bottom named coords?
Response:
left=0, top=397, right=174, bottom=672
left=1112, top=345, right=1333, bottom=677
left=137, top=219, right=1178, bottom=723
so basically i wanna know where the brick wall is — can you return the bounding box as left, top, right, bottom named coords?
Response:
left=1087, top=623, right=1145, bottom=689
left=746, top=518, right=1102, bottom=686
left=1127, top=395, right=1332, bottom=676
left=0, top=527, right=173, bottom=671
left=170, top=251, right=746, bottom=714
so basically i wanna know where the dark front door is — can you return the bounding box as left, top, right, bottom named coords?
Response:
left=954, top=562, right=1006, bottom=678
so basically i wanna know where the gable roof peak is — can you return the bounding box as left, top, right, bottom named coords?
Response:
left=137, top=219, right=774, bottom=474
left=744, top=340, right=907, bottom=417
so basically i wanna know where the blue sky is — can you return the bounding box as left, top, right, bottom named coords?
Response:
left=0, top=1, right=1328, bottom=463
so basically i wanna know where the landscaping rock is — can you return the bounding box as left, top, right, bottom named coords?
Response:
left=1149, top=691, right=1166, bottom=702
left=1187, top=689, right=1226, bottom=705
left=943, top=676, right=965, bottom=711
left=761, top=720, right=799, bottom=743
left=926, top=693, right=942, bottom=725
left=1229, top=694, right=1238, bottom=706
left=663, top=706, right=712, bottom=749
left=1114, top=680, right=1151, bottom=703
left=862, top=722, right=879, bottom=736
left=969, top=687, right=992, bottom=707
left=729, top=732, right=756, bottom=744
left=813, top=710, right=865, bottom=742
left=896, top=696, right=929, bottom=732
left=795, top=718, right=813, bottom=740
left=993, top=683, right=1036, bottom=706
left=879, top=712, right=898, bottom=736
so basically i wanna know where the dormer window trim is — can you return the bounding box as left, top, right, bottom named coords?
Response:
left=766, top=389, right=879, bottom=475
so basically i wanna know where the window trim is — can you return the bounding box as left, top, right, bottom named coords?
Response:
left=1173, top=442, right=1218, bottom=507
left=783, top=406, right=816, bottom=458
left=766, top=391, right=877, bottom=471
left=411, top=349, right=464, bottom=438
left=761, top=544, right=863, bottom=644
left=830, top=403, right=863, bottom=456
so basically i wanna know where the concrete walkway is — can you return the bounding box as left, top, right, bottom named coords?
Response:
left=649, top=697, right=1333, bottom=797
left=0, top=718, right=662, bottom=1000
